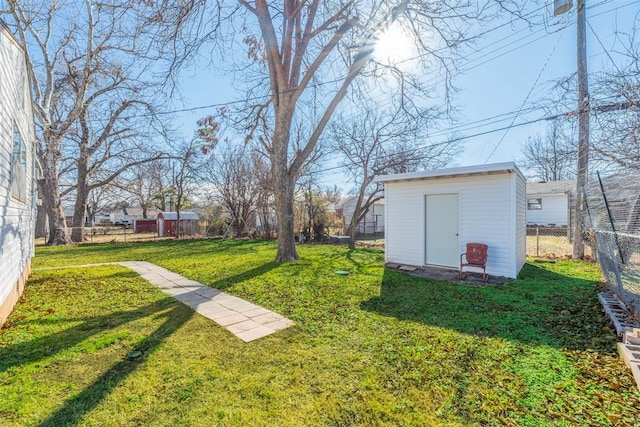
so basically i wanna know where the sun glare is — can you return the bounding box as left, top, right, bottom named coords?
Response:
left=373, top=24, right=414, bottom=66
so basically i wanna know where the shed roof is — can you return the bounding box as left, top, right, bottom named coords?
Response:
left=158, top=212, right=199, bottom=220
left=526, top=180, right=575, bottom=196
left=375, top=162, right=524, bottom=183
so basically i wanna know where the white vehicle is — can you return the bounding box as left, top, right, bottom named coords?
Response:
left=109, top=213, right=134, bottom=225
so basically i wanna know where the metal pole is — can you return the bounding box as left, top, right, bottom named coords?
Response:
left=597, top=171, right=625, bottom=264
left=536, top=226, right=540, bottom=257
left=573, top=0, right=590, bottom=259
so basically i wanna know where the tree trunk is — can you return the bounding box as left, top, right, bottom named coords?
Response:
left=347, top=212, right=358, bottom=250
left=258, top=203, right=272, bottom=239
left=35, top=204, right=47, bottom=238
left=35, top=179, right=47, bottom=239
left=71, top=151, right=91, bottom=242
left=175, top=207, right=181, bottom=239
left=42, top=172, right=68, bottom=246
left=347, top=182, right=369, bottom=250
left=271, top=101, right=299, bottom=262
left=70, top=200, right=87, bottom=242
left=40, top=135, right=69, bottom=245
left=273, top=174, right=298, bottom=262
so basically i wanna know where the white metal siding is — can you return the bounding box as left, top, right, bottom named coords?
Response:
left=515, top=174, right=527, bottom=277
left=0, top=28, right=35, bottom=308
left=526, top=194, right=569, bottom=226
left=386, top=172, right=522, bottom=278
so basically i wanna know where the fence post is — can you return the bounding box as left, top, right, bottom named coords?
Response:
left=597, top=171, right=625, bottom=264
left=536, top=226, right=539, bottom=257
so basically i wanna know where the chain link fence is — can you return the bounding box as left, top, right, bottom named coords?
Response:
left=36, top=225, right=208, bottom=245
left=585, top=173, right=640, bottom=320
left=526, top=225, right=594, bottom=258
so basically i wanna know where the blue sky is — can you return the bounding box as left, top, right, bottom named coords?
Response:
left=173, top=0, right=640, bottom=189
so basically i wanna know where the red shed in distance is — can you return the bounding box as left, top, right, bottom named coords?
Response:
left=157, top=211, right=199, bottom=237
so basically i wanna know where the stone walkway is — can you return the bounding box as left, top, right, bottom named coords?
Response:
left=36, top=261, right=294, bottom=342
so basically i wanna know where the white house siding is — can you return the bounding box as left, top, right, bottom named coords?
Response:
left=384, top=169, right=525, bottom=278
left=341, top=196, right=384, bottom=234
left=526, top=193, right=569, bottom=225
left=515, top=174, right=527, bottom=277
left=0, top=25, right=35, bottom=326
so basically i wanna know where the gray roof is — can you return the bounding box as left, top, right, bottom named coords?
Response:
left=526, top=180, right=575, bottom=196
left=158, top=212, right=199, bottom=220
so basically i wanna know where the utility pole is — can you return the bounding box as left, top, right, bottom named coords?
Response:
left=573, top=0, right=589, bottom=259
left=554, top=0, right=589, bottom=259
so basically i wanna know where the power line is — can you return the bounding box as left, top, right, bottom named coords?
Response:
left=484, top=24, right=567, bottom=163
left=75, top=0, right=636, bottom=126
left=307, top=110, right=577, bottom=177
left=122, top=5, right=572, bottom=120
left=586, top=19, right=624, bottom=75
left=194, top=90, right=637, bottom=191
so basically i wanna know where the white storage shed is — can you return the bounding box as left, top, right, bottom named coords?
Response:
left=376, top=162, right=526, bottom=279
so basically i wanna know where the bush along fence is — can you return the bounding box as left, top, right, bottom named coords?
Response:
left=585, top=172, right=640, bottom=389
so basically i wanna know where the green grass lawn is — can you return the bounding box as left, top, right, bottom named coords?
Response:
left=1, top=239, right=639, bottom=426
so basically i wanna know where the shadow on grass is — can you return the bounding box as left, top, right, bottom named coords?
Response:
left=0, top=298, right=177, bottom=374
left=208, top=261, right=280, bottom=290
left=361, top=263, right=612, bottom=351
left=297, top=246, right=382, bottom=272
left=345, top=249, right=363, bottom=270
left=38, top=304, right=194, bottom=427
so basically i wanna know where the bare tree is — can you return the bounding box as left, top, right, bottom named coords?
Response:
left=4, top=0, right=168, bottom=244
left=589, top=24, right=640, bottom=172
left=172, top=143, right=198, bottom=239
left=203, top=146, right=263, bottom=237
left=252, top=154, right=275, bottom=239
left=118, top=160, right=172, bottom=219
left=330, top=104, right=458, bottom=248
left=521, top=120, right=576, bottom=182
left=159, top=0, right=522, bottom=261
left=295, top=174, right=340, bottom=243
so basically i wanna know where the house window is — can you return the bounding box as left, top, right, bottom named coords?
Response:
left=11, top=124, right=27, bottom=202
left=527, top=198, right=542, bottom=210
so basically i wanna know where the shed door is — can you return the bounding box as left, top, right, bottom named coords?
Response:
left=425, top=194, right=459, bottom=268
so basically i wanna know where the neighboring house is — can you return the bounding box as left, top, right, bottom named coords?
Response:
left=0, top=22, right=36, bottom=326
left=525, top=180, right=574, bottom=226
left=107, top=207, right=159, bottom=225
left=339, top=196, right=385, bottom=235
left=157, top=211, right=199, bottom=237
left=63, top=206, right=77, bottom=227
left=377, top=162, right=526, bottom=279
